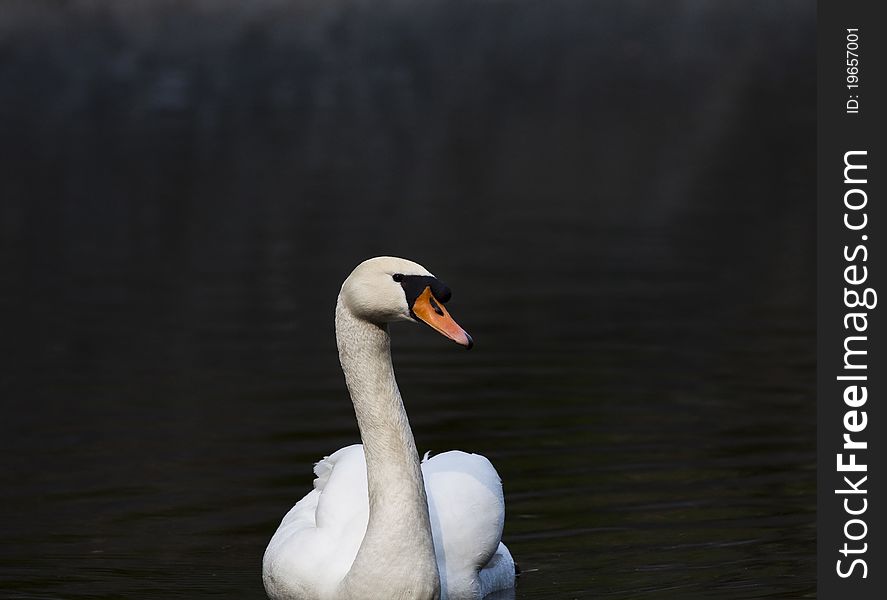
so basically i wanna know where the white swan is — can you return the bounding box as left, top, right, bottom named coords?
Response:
left=263, top=257, right=515, bottom=600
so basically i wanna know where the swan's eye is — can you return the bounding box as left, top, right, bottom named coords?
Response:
left=392, top=273, right=404, bottom=282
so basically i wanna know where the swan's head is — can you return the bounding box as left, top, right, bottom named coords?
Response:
left=340, top=256, right=473, bottom=349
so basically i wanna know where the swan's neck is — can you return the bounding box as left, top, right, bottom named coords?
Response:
left=335, top=297, right=440, bottom=598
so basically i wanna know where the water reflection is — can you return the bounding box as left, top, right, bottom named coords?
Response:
left=0, top=1, right=814, bottom=598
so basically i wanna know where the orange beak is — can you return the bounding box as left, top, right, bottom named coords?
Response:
left=411, top=287, right=473, bottom=349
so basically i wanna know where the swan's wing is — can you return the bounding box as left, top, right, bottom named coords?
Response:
left=273, top=444, right=368, bottom=531
left=422, top=451, right=514, bottom=597
left=311, top=445, right=369, bottom=533
left=263, top=444, right=369, bottom=599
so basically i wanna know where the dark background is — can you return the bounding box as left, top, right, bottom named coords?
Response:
left=1, top=1, right=815, bottom=598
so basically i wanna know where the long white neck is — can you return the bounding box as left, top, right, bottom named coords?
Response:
left=334, top=296, right=440, bottom=600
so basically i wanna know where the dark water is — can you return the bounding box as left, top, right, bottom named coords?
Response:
left=1, top=1, right=815, bottom=598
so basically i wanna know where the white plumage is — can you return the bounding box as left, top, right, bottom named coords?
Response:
left=264, top=446, right=514, bottom=599
left=262, top=257, right=515, bottom=600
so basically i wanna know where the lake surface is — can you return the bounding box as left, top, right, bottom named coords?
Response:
left=1, top=1, right=815, bottom=598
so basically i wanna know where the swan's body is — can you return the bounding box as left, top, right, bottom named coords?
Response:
left=263, top=257, right=515, bottom=600
left=264, top=445, right=514, bottom=600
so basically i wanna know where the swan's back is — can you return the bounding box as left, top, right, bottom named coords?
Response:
left=263, top=445, right=513, bottom=600
left=263, top=445, right=368, bottom=599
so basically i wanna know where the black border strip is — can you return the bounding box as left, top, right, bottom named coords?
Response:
left=818, top=1, right=886, bottom=596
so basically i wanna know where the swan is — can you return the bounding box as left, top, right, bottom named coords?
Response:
left=262, top=257, right=515, bottom=600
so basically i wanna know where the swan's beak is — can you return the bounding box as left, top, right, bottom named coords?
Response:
left=412, top=287, right=474, bottom=349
